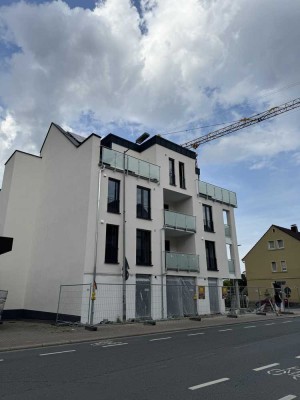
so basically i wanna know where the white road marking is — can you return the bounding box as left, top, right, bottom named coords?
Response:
left=102, top=343, right=128, bottom=348
left=187, top=332, right=205, bottom=336
left=0, top=359, right=3, bottom=362
left=295, top=356, right=300, bottom=359
left=149, top=337, right=172, bottom=342
left=244, top=325, right=256, bottom=329
left=219, top=329, right=232, bottom=332
left=265, top=323, right=276, bottom=326
left=277, top=395, right=297, bottom=400
left=188, top=377, right=230, bottom=390
left=282, top=321, right=293, bottom=324
left=253, top=363, right=280, bottom=371
left=39, top=350, right=76, bottom=356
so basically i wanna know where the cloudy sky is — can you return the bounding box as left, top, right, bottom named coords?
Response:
left=1, top=0, right=300, bottom=269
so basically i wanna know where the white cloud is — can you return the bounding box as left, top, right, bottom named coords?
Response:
left=0, top=0, right=300, bottom=177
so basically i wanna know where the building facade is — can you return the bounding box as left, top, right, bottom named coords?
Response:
left=243, top=224, right=300, bottom=306
left=0, top=123, right=240, bottom=322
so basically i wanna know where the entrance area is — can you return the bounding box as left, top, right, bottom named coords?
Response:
left=136, top=275, right=151, bottom=319
left=166, top=276, right=197, bottom=318
left=208, top=278, right=220, bottom=314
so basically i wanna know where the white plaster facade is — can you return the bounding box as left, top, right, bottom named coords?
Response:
left=0, top=123, right=240, bottom=321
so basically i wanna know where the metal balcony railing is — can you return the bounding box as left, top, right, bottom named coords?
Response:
left=100, top=146, right=160, bottom=183
left=224, top=224, right=231, bottom=237
left=228, top=259, right=235, bottom=273
left=164, top=210, right=196, bottom=232
left=199, top=181, right=237, bottom=207
left=165, top=252, right=199, bottom=272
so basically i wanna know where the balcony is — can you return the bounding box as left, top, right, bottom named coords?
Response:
left=228, top=259, right=235, bottom=273
left=100, top=146, right=160, bottom=183
left=165, top=251, right=199, bottom=273
left=164, top=210, right=196, bottom=233
left=199, top=181, right=237, bottom=207
left=224, top=224, right=231, bottom=237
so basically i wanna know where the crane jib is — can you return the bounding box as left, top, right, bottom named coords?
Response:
left=182, top=97, right=300, bottom=149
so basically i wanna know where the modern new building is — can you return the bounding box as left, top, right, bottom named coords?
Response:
left=243, top=224, right=300, bottom=305
left=0, top=123, right=240, bottom=322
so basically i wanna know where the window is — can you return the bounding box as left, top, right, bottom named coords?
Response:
left=169, top=158, right=175, bottom=185
left=136, top=229, right=151, bottom=265
left=203, top=204, right=214, bottom=232
left=105, top=224, right=119, bottom=263
left=268, top=241, right=275, bottom=250
left=281, top=260, right=287, bottom=272
left=271, top=261, right=277, bottom=272
left=205, top=240, right=218, bottom=271
left=107, top=178, right=120, bottom=213
left=137, top=186, right=151, bottom=219
left=277, top=240, right=284, bottom=249
left=179, top=162, right=186, bottom=189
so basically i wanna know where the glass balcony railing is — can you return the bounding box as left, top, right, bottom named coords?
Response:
left=224, top=224, right=231, bottom=237
left=164, top=210, right=196, bottom=232
left=100, top=146, right=160, bottom=183
left=199, top=181, right=237, bottom=207
left=165, top=252, right=199, bottom=272
left=228, top=259, right=235, bottom=273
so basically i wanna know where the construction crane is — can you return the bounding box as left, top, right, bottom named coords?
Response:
left=181, top=97, right=300, bottom=149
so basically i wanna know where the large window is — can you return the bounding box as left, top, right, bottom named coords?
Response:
left=137, top=186, right=151, bottom=219
left=271, top=261, right=277, bottom=272
left=136, top=229, right=151, bottom=266
left=169, top=158, right=176, bottom=185
left=107, top=178, right=120, bottom=213
left=281, top=260, right=287, bottom=272
left=179, top=162, right=186, bottom=189
left=203, top=204, right=214, bottom=232
left=205, top=240, right=217, bottom=271
left=105, top=224, right=119, bottom=263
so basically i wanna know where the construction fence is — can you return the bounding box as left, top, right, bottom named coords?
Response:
left=56, top=282, right=300, bottom=325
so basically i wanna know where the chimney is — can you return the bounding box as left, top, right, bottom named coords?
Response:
left=291, top=224, right=298, bottom=233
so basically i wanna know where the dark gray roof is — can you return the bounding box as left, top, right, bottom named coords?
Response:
left=274, top=225, right=300, bottom=241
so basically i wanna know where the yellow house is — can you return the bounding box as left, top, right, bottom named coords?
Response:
left=243, top=224, right=300, bottom=306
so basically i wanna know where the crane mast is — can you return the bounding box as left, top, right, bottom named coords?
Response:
left=181, top=97, right=300, bottom=149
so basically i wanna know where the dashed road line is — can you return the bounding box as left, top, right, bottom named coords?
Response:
left=187, top=332, right=205, bottom=336
left=295, top=356, right=300, bottom=359
left=265, top=323, right=276, bottom=326
left=277, top=395, right=297, bottom=400
left=102, top=343, right=128, bottom=348
left=282, top=321, right=293, bottom=324
left=253, top=363, right=279, bottom=371
left=219, top=329, right=232, bottom=332
left=39, top=350, right=76, bottom=357
left=244, top=325, right=256, bottom=329
left=149, top=337, right=172, bottom=342
left=0, top=359, right=3, bottom=362
left=188, top=377, right=230, bottom=390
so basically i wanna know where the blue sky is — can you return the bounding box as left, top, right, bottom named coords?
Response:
left=1, top=0, right=300, bottom=269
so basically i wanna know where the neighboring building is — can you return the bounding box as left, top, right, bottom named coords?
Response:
left=243, top=224, right=300, bottom=305
left=0, top=123, right=240, bottom=322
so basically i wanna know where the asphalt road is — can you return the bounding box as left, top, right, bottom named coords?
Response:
left=1, top=318, right=300, bottom=400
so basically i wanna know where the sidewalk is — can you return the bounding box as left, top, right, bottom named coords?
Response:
left=0, top=311, right=299, bottom=352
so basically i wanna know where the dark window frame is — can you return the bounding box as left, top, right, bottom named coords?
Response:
left=179, top=161, right=186, bottom=189
left=169, top=158, right=176, bottom=186
left=105, top=224, right=119, bottom=264
left=203, top=204, right=214, bottom=232
left=137, top=186, right=151, bottom=220
left=107, top=178, right=120, bottom=214
left=205, top=240, right=218, bottom=271
left=136, top=229, right=152, bottom=266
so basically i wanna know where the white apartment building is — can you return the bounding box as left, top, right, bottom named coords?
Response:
left=0, top=123, right=240, bottom=322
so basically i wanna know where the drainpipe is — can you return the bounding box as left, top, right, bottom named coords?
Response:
left=160, top=228, right=165, bottom=319
left=122, top=149, right=129, bottom=322
left=90, top=141, right=103, bottom=326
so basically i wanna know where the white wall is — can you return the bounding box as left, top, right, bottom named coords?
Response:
left=0, top=153, right=42, bottom=309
